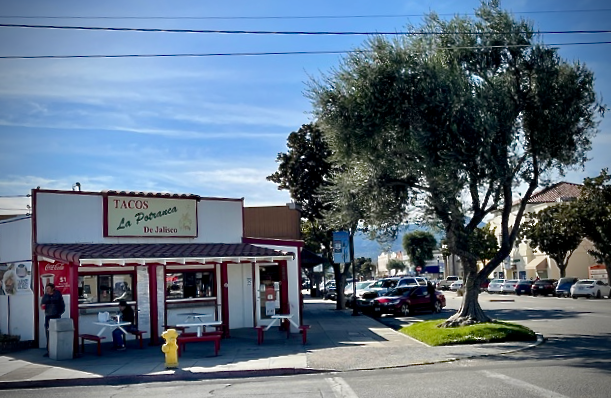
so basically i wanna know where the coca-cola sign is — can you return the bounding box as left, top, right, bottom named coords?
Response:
left=38, top=260, right=71, bottom=295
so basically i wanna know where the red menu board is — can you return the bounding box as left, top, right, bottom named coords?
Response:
left=38, top=261, right=71, bottom=295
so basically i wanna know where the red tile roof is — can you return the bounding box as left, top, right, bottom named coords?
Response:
left=34, top=243, right=292, bottom=265
left=102, top=190, right=200, bottom=199
left=527, top=182, right=582, bottom=204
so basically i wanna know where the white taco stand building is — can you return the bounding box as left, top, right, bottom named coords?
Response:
left=0, top=189, right=305, bottom=354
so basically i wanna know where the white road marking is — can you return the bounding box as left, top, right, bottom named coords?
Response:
left=480, top=370, right=570, bottom=398
left=326, top=377, right=360, bottom=398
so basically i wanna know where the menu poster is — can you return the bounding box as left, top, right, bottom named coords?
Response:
left=0, top=262, right=32, bottom=296
left=38, top=261, right=71, bottom=295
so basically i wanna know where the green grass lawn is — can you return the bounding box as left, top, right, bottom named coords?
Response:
left=400, top=320, right=537, bottom=346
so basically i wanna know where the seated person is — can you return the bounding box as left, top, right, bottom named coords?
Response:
left=112, top=300, right=138, bottom=350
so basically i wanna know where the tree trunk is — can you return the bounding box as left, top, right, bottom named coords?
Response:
left=334, top=265, right=347, bottom=310
left=440, top=259, right=492, bottom=327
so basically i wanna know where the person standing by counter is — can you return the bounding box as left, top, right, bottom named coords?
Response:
left=40, top=283, right=65, bottom=357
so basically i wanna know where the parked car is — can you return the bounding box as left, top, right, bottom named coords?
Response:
left=368, top=285, right=446, bottom=317
left=487, top=279, right=505, bottom=294
left=531, top=279, right=557, bottom=297
left=345, top=280, right=375, bottom=307
left=323, top=281, right=337, bottom=300
left=555, top=277, right=579, bottom=298
left=480, top=278, right=491, bottom=292
left=500, top=279, right=519, bottom=294
left=514, top=280, right=534, bottom=296
left=571, top=279, right=611, bottom=299
left=397, top=277, right=427, bottom=288
left=531, top=279, right=558, bottom=297
left=356, top=290, right=380, bottom=310
left=437, top=276, right=460, bottom=291
left=368, top=277, right=400, bottom=296
left=449, top=280, right=464, bottom=291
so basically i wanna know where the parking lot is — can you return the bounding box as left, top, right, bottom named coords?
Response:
left=372, top=290, right=611, bottom=342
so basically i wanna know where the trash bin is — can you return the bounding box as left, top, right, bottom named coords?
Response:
left=49, top=318, right=74, bottom=360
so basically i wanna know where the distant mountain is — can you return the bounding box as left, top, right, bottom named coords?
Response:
left=353, top=225, right=444, bottom=263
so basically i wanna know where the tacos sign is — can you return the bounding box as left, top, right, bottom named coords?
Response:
left=105, top=196, right=197, bottom=237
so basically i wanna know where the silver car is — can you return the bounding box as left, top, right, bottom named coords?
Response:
left=500, top=279, right=519, bottom=294
left=487, top=279, right=506, bottom=294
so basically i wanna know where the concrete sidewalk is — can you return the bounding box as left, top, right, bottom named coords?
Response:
left=0, top=297, right=542, bottom=389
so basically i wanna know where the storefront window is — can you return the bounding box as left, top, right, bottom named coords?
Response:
left=166, top=271, right=214, bottom=300
left=79, top=274, right=134, bottom=304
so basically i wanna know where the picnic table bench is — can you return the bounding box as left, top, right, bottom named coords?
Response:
left=176, top=331, right=223, bottom=356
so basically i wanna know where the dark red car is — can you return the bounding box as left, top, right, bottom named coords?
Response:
left=369, top=286, right=446, bottom=317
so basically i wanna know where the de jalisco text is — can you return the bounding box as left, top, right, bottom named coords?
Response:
left=113, top=199, right=179, bottom=234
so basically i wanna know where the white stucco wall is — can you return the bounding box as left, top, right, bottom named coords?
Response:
left=35, top=192, right=243, bottom=244
left=0, top=216, right=34, bottom=339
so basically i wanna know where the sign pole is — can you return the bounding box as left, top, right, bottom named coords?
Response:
left=349, top=232, right=358, bottom=316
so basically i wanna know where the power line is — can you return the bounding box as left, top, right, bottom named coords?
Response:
left=1, top=8, right=610, bottom=20
left=0, top=195, right=30, bottom=198
left=2, top=23, right=611, bottom=36
left=1, top=41, right=610, bottom=60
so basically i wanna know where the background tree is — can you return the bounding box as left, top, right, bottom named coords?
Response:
left=267, top=123, right=355, bottom=309
left=520, top=204, right=584, bottom=278
left=575, top=169, right=611, bottom=280
left=402, top=231, right=437, bottom=273
left=308, top=1, right=602, bottom=326
left=469, top=224, right=500, bottom=267
left=387, top=259, right=406, bottom=276
left=355, top=257, right=375, bottom=280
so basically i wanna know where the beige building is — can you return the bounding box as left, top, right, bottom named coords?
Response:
left=377, top=251, right=408, bottom=276
left=488, top=182, right=597, bottom=280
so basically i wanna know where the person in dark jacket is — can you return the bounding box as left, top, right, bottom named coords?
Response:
left=113, top=300, right=137, bottom=350
left=427, top=281, right=438, bottom=312
left=40, top=283, right=65, bottom=357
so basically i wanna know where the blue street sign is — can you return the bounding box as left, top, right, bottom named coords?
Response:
left=332, top=231, right=351, bottom=264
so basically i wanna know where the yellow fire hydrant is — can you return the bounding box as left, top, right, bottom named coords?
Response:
left=161, top=329, right=179, bottom=369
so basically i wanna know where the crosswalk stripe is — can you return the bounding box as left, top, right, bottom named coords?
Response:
left=480, top=370, right=570, bottom=398
left=326, top=377, right=359, bottom=398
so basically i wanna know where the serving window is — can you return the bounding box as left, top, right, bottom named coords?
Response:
left=166, top=270, right=215, bottom=300
left=79, top=273, right=134, bottom=304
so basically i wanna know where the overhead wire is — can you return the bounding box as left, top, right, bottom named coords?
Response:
left=2, top=23, right=611, bottom=36
left=1, top=41, right=610, bottom=60
left=0, top=8, right=610, bottom=20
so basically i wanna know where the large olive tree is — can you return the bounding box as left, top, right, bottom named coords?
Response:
left=308, top=1, right=602, bottom=326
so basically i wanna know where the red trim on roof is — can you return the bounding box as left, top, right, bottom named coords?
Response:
left=34, top=243, right=292, bottom=264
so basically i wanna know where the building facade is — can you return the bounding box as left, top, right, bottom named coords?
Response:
left=0, top=189, right=304, bottom=353
left=487, top=182, right=597, bottom=280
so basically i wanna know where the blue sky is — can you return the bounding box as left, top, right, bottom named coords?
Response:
left=0, top=0, right=609, bottom=215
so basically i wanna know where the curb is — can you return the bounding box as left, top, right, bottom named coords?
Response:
left=0, top=367, right=332, bottom=390
left=324, top=333, right=546, bottom=373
